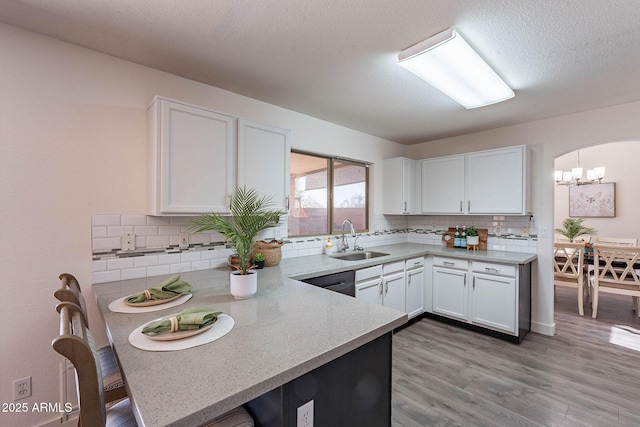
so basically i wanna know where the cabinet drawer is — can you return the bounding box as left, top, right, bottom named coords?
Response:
left=355, top=265, right=383, bottom=282
left=432, top=257, right=468, bottom=270
left=405, top=257, right=424, bottom=270
left=383, top=261, right=405, bottom=275
left=471, top=261, right=516, bottom=277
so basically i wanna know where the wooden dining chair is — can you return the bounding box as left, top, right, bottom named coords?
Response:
left=591, top=244, right=640, bottom=319
left=55, top=273, right=128, bottom=404
left=593, top=236, right=638, bottom=246
left=553, top=242, right=586, bottom=315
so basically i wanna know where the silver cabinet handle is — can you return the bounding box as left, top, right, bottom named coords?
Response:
left=485, top=267, right=500, bottom=273
left=468, top=200, right=470, bottom=211
left=404, top=201, right=407, bottom=212
left=473, top=276, right=476, bottom=289
left=464, top=273, right=467, bottom=286
left=443, top=261, right=455, bottom=266
left=460, top=200, right=463, bottom=212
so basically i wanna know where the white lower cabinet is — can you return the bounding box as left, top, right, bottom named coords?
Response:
left=432, top=257, right=469, bottom=321
left=355, top=262, right=408, bottom=314
left=382, top=261, right=406, bottom=312
left=431, top=257, right=522, bottom=337
left=355, top=265, right=383, bottom=305
left=405, top=257, right=425, bottom=319
left=470, top=262, right=517, bottom=334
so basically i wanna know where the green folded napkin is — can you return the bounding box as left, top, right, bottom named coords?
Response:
left=126, top=274, right=192, bottom=304
left=142, top=307, right=223, bottom=335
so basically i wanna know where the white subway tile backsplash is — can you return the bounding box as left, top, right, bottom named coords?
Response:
left=134, top=225, right=159, bottom=236
left=147, top=264, right=171, bottom=277
left=93, top=227, right=107, bottom=238
left=134, top=254, right=159, bottom=267
left=146, top=236, right=171, bottom=248
left=107, top=226, right=135, bottom=237
left=92, top=215, right=121, bottom=226
left=93, top=270, right=121, bottom=284
left=146, top=216, right=171, bottom=225
left=107, top=257, right=135, bottom=270
left=92, top=213, right=537, bottom=283
left=121, top=215, right=147, bottom=226
left=121, top=267, right=147, bottom=281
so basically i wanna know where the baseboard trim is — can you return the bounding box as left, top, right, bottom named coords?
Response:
left=531, top=320, right=555, bottom=336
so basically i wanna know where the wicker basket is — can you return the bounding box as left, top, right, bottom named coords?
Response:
left=252, top=240, right=284, bottom=267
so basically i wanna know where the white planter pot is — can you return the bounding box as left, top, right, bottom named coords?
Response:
left=467, top=236, right=480, bottom=245
left=230, top=271, right=257, bottom=299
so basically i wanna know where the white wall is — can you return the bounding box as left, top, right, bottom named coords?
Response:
left=406, top=102, right=640, bottom=337
left=0, top=23, right=404, bottom=426
left=554, top=141, right=640, bottom=240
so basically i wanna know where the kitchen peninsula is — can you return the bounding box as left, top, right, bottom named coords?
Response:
left=94, top=243, right=535, bottom=426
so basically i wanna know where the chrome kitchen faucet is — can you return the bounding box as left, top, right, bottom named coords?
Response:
left=339, top=219, right=355, bottom=252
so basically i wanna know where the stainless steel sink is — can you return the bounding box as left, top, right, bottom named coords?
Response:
left=331, top=251, right=389, bottom=261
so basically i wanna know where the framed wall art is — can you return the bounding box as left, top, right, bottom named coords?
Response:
left=569, top=183, right=615, bottom=217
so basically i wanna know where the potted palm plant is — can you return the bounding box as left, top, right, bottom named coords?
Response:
left=554, top=218, right=597, bottom=242
left=190, top=187, right=283, bottom=299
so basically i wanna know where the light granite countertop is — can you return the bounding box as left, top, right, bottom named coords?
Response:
left=93, top=242, right=536, bottom=426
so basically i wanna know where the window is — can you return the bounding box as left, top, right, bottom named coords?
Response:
left=289, top=151, right=369, bottom=237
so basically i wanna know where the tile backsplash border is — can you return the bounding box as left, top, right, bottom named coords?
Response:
left=92, top=214, right=537, bottom=284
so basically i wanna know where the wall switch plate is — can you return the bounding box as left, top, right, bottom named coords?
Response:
left=178, top=232, right=189, bottom=248
left=121, top=233, right=135, bottom=251
left=14, top=377, right=31, bottom=400
left=297, top=400, right=314, bottom=427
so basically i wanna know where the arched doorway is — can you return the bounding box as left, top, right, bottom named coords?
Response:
left=553, top=141, right=640, bottom=320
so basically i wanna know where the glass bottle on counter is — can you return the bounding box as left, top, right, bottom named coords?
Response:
left=454, top=226, right=460, bottom=247
left=461, top=226, right=467, bottom=248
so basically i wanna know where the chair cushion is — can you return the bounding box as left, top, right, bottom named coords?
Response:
left=106, top=399, right=137, bottom=427
left=200, top=406, right=254, bottom=427
left=98, top=346, right=126, bottom=392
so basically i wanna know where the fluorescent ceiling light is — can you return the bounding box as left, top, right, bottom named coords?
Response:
left=398, top=28, right=514, bottom=109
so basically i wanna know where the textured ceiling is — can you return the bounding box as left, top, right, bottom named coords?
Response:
left=2, top=0, right=640, bottom=144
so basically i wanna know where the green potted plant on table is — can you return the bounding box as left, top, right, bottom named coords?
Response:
left=253, top=253, right=266, bottom=269
left=466, top=226, right=480, bottom=246
left=190, top=187, right=283, bottom=299
left=554, top=218, right=597, bottom=243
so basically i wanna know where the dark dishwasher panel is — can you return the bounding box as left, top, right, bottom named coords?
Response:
left=301, top=270, right=356, bottom=297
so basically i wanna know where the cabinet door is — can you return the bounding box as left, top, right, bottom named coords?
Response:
left=467, top=146, right=526, bottom=214
left=406, top=266, right=424, bottom=319
left=148, top=98, right=236, bottom=215
left=238, top=119, right=291, bottom=211
left=383, top=272, right=406, bottom=312
left=432, top=267, right=468, bottom=321
left=421, top=155, right=465, bottom=214
left=470, top=273, right=517, bottom=334
left=382, top=158, right=416, bottom=214
left=356, top=278, right=383, bottom=306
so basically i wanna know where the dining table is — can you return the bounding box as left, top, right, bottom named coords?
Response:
left=93, top=260, right=407, bottom=426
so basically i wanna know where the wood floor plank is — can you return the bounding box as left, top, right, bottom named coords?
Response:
left=392, top=287, right=640, bottom=426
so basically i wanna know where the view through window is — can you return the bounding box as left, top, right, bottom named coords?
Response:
left=289, top=151, right=368, bottom=237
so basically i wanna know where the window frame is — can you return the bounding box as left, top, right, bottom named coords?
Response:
left=290, top=149, right=370, bottom=237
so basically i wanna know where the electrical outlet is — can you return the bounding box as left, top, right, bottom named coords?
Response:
left=121, top=233, right=135, bottom=251
left=14, top=377, right=31, bottom=400
left=297, top=400, right=313, bottom=427
left=179, top=232, right=189, bottom=248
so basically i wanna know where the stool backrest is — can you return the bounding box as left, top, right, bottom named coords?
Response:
left=52, top=301, right=106, bottom=427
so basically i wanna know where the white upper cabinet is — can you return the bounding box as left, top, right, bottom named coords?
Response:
left=382, top=157, right=419, bottom=214
left=467, top=146, right=528, bottom=214
left=237, top=119, right=291, bottom=212
left=147, top=97, right=236, bottom=216
left=420, top=145, right=529, bottom=215
left=147, top=97, right=292, bottom=216
left=420, top=155, right=465, bottom=214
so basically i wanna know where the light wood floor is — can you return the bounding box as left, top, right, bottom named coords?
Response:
left=392, top=287, right=640, bottom=426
